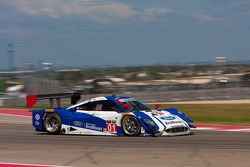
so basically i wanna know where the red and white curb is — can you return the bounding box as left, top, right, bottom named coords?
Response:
left=0, top=109, right=31, bottom=117
left=193, top=123, right=250, bottom=132
left=0, top=162, right=64, bottom=167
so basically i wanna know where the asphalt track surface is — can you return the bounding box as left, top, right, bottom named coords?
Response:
left=0, top=115, right=250, bottom=167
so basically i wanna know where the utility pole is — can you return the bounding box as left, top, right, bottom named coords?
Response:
left=7, top=44, right=15, bottom=71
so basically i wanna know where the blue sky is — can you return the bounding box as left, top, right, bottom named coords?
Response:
left=0, top=0, right=250, bottom=69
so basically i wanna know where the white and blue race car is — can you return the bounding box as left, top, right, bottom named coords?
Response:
left=27, top=94, right=195, bottom=137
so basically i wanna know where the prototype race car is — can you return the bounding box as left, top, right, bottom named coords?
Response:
left=27, top=93, right=195, bottom=137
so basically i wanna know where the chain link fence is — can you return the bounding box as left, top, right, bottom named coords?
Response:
left=2, top=87, right=250, bottom=106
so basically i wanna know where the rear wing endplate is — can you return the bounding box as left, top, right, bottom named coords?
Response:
left=26, top=92, right=81, bottom=108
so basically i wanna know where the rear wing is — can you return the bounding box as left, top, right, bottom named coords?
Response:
left=26, top=92, right=81, bottom=108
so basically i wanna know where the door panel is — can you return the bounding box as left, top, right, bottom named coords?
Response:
left=93, top=111, right=120, bottom=133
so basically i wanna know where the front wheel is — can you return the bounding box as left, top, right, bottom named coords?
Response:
left=121, top=115, right=141, bottom=136
left=43, top=113, right=61, bottom=135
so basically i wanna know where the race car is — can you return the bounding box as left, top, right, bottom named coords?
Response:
left=27, top=93, right=195, bottom=137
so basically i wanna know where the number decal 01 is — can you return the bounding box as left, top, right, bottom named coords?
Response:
left=106, top=122, right=117, bottom=132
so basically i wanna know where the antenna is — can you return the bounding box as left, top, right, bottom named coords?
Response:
left=7, top=44, right=15, bottom=71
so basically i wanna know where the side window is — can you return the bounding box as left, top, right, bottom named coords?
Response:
left=112, top=101, right=122, bottom=111
left=77, top=102, right=92, bottom=111
left=95, top=103, right=103, bottom=111
left=91, top=100, right=121, bottom=112
left=102, top=100, right=121, bottom=111
left=77, top=100, right=121, bottom=112
left=85, top=101, right=104, bottom=111
left=77, top=101, right=104, bottom=111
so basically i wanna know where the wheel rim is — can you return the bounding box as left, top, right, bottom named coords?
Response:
left=45, top=114, right=60, bottom=133
left=122, top=116, right=140, bottom=136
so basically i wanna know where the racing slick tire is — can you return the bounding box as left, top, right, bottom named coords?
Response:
left=43, top=113, right=61, bottom=135
left=121, top=115, right=141, bottom=136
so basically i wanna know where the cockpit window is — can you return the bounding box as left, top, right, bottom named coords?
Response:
left=116, top=98, right=150, bottom=111
left=77, top=102, right=92, bottom=110
left=77, top=100, right=121, bottom=112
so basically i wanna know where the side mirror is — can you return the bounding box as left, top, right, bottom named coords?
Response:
left=154, top=104, right=161, bottom=110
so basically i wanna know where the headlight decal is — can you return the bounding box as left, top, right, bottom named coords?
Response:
left=132, top=111, right=159, bottom=133
left=143, top=119, right=157, bottom=126
left=152, top=116, right=167, bottom=130
left=142, top=118, right=160, bottom=132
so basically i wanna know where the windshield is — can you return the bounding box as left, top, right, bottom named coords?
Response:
left=118, top=98, right=151, bottom=111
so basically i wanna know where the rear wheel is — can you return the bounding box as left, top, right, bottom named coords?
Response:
left=43, top=113, right=61, bottom=135
left=121, top=115, right=141, bottom=136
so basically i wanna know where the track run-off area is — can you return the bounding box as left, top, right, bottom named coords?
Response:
left=0, top=109, right=250, bottom=167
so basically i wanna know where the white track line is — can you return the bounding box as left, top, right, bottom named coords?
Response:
left=0, top=162, right=66, bottom=167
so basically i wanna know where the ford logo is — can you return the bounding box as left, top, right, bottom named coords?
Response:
left=160, top=116, right=176, bottom=120
left=73, top=121, right=83, bottom=127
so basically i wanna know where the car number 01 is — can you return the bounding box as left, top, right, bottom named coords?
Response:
left=106, top=122, right=117, bottom=132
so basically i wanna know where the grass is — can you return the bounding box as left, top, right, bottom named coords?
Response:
left=1, top=104, right=250, bottom=125
left=147, top=104, right=250, bottom=125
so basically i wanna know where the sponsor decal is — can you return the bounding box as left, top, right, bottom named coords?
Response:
left=171, top=125, right=184, bottom=128
left=160, top=116, right=176, bottom=120
left=35, top=114, right=40, bottom=120
left=152, top=111, right=165, bottom=115
left=34, top=121, right=40, bottom=126
left=165, top=121, right=182, bottom=125
left=106, top=120, right=116, bottom=124
left=85, top=123, right=102, bottom=131
left=73, top=121, right=83, bottom=127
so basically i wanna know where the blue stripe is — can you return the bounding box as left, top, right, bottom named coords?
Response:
left=153, top=116, right=166, bottom=130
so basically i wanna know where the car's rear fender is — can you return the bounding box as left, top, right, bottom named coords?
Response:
left=32, top=109, right=45, bottom=132
left=31, top=108, right=70, bottom=132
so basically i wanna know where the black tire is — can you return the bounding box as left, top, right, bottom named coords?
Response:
left=121, top=115, right=141, bottom=136
left=43, top=113, right=61, bottom=135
